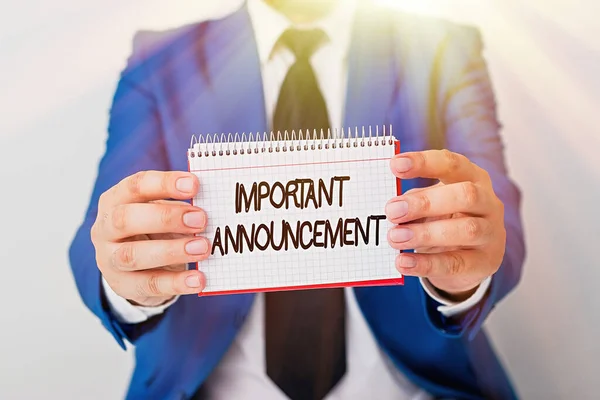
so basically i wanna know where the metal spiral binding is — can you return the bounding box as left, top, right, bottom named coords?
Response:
left=188, top=125, right=395, bottom=158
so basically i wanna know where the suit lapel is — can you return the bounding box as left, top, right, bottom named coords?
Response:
left=343, top=6, right=400, bottom=132
left=203, top=5, right=268, bottom=136
left=167, top=3, right=268, bottom=165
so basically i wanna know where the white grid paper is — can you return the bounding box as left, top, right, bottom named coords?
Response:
left=189, top=137, right=401, bottom=293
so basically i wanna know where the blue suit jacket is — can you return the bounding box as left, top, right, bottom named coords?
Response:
left=69, top=4, right=525, bottom=399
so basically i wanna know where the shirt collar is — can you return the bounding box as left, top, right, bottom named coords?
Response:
left=247, top=0, right=359, bottom=64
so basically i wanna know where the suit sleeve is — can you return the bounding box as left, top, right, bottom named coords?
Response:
left=422, top=26, right=526, bottom=340
left=68, top=33, right=172, bottom=349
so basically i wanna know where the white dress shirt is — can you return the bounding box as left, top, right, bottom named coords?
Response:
left=102, top=0, right=492, bottom=398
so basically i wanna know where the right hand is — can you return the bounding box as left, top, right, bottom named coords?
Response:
left=91, top=171, right=210, bottom=307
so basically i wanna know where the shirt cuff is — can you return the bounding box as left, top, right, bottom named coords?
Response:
left=101, top=277, right=179, bottom=324
left=419, top=276, right=492, bottom=318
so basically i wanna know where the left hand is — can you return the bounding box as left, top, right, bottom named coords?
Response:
left=385, top=150, right=506, bottom=302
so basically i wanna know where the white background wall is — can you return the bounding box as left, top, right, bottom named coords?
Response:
left=1, top=0, right=598, bottom=398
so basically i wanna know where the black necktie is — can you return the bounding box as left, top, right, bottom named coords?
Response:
left=266, top=28, right=347, bottom=400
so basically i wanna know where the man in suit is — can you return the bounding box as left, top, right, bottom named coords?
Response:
left=69, top=0, right=525, bottom=399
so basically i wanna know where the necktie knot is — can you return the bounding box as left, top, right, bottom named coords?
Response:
left=279, top=28, right=327, bottom=60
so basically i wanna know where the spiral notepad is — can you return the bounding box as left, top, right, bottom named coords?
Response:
left=188, top=126, right=403, bottom=295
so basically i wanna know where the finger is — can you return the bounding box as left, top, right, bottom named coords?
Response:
left=108, top=237, right=211, bottom=272
left=101, top=171, right=199, bottom=207
left=390, top=150, right=487, bottom=185
left=120, top=269, right=206, bottom=299
left=387, top=217, right=492, bottom=250
left=394, top=249, right=486, bottom=278
left=385, top=181, right=492, bottom=223
left=104, top=202, right=207, bottom=240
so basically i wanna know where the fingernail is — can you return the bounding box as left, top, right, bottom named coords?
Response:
left=397, top=254, right=417, bottom=268
left=390, top=228, right=414, bottom=243
left=183, top=211, right=206, bottom=229
left=386, top=201, right=408, bottom=219
left=185, top=275, right=202, bottom=288
left=393, top=157, right=413, bottom=173
left=185, top=239, right=209, bottom=255
left=176, top=177, right=194, bottom=193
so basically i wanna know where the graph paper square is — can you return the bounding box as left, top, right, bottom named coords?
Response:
left=188, top=136, right=403, bottom=295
